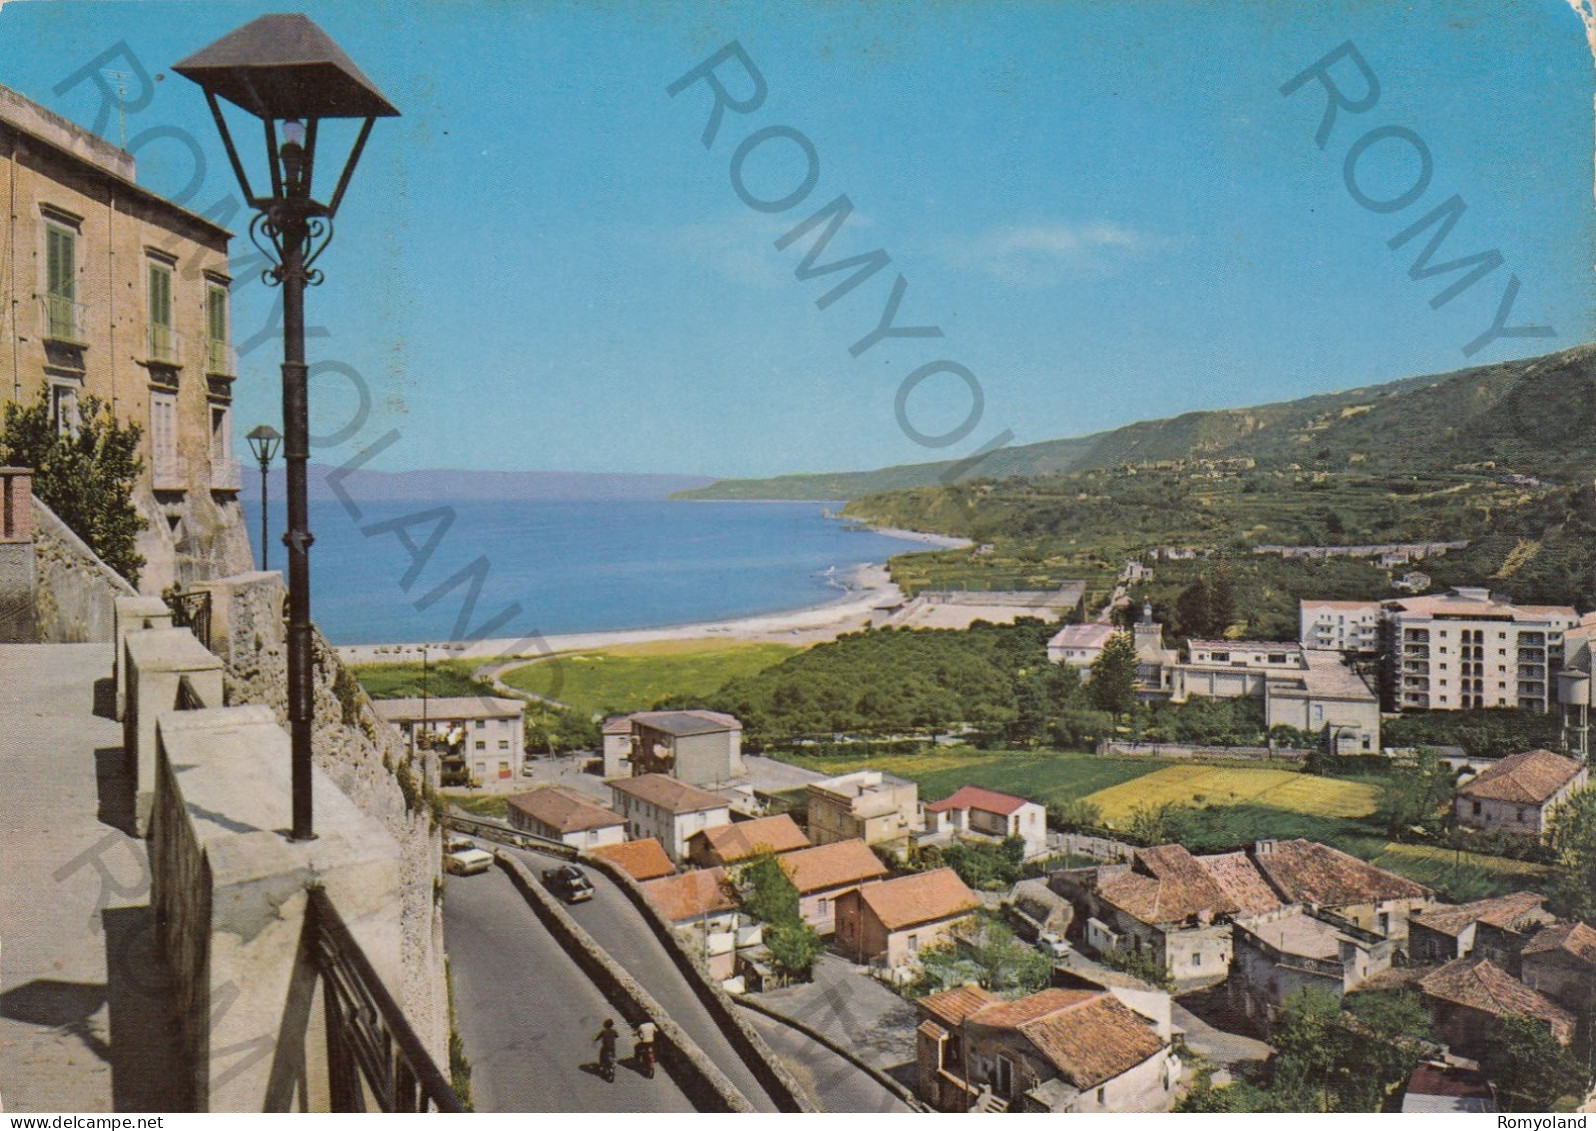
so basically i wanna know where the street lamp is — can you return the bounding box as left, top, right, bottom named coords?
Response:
left=244, top=423, right=281, bottom=570
left=176, top=14, right=398, bottom=841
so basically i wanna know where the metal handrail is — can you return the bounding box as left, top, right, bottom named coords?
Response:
left=175, top=675, right=207, bottom=711
left=307, top=886, right=464, bottom=1112
left=167, top=589, right=212, bottom=649
left=146, top=323, right=185, bottom=366
left=205, top=338, right=237, bottom=376
left=40, top=294, right=89, bottom=345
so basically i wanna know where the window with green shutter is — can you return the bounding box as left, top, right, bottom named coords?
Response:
left=148, top=263, right=172, bottom=327
left=206, top=283, right=231, bottom=374
left=44, top=224, right=77, bottom=341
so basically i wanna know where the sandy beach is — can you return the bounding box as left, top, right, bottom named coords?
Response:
left=334, top=560, right=907, bottom=666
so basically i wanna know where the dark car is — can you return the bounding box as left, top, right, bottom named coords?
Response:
left=542, top=863, right=595, bottom=903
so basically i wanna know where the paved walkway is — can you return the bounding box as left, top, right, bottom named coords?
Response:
left=0, top=644, right=180, bottom=1113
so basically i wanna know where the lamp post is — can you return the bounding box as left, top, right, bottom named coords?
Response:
left=244, top=423, right=281, bottom=570
left=176, top=15, right=398, bottom=841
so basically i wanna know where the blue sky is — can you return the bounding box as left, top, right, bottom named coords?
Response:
left=1, top=0, right=1590, bottom=479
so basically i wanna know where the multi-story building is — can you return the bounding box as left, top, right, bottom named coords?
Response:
left=0, top=84, right=250, bottom=591
left=1379, top=588, right=1578, bottom=712
left=1298, top=599, right=1383, bottom=654
left=805, top=769, right=920, bottom=850
left=373, top=695, right=525, bottom=784
left=607, top=773, right=730, bottom=862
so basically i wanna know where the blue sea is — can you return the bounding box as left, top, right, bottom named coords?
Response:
left=239, top=498, right=919, bottom=646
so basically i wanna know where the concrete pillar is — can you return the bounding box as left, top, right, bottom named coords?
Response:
left=114, top=595, right=174, bottom=720
left=0, top=467, right=36, bottom=642
left=150, top=706, right=403, bottom=1111
left=124, top=627, right=224, bottom=835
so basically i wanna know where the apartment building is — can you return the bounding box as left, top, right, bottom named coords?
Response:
left=1298, top=599, right=1383, bottom=654
left=0, top=84, right=250, bottom=591
left=1381, top=589, right=1579, bottom=712
left=373, top=696, right=525, bottom=783
left=806, top=769, right=920, bottom=850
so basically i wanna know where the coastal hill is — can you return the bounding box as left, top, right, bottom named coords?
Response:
left=674, top=344, right=1596, bottom=500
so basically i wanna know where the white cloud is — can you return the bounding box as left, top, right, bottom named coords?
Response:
left=935, top=221, right=1151, bottom=286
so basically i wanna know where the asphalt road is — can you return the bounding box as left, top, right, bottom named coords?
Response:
left=442, top=867, right=695, bottom=1112
left=739, top=1007, right=912, bottom=1113
left=507, top=846, right=784, bottom=1112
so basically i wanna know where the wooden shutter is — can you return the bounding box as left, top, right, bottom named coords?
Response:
left=148, top=263, right=171, bottom=327
left=46, top=226, right=74, bottom=299
left=207, top=285, right=227, bottom=342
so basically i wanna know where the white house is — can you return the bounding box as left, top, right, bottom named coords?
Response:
left=607, top=773, right=731, bottom=862
left=923, top=785, right=1049, bottom=859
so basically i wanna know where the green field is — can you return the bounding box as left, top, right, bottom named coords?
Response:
left=501, top=639, right=798, bottom=716
left=350, top=659, right=495, bottom=700
left=779, top=749, right=1160, bottom=808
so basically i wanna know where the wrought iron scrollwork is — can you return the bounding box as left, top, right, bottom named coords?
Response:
left=249, top=209, right=336, bottom=289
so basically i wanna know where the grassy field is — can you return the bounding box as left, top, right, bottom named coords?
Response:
left=351, top=659, right=495, bottom=700
left=780, top=749, right=1160, bottom=807
left=1082, top=764, right=1381, bottom=823
left=445, top=793, right=509, bottom=820
left=1370, top=842, right=1553, bottom=884
left=500, top=639, right=797, bottom=716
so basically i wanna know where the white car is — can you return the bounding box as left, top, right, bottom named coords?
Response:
left=444, top=848, right=494, bottom=876
left=1037, top=932, right=1071, bottom=960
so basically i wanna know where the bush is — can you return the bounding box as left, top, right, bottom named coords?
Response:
left=0, top=388, right=146, bottom=585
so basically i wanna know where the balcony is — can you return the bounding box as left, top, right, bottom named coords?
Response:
left=152, top=453, right=185, bottom=493
left=145, top=323, right=184, bottom=367
left=39, top=294, right=89, bottom=346
left=205, top=338, right=237, bottom=377
left=210, top=456, right=241, bottom=491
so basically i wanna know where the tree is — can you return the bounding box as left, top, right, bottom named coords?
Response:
left=910, top=915, right=1050, bottom=997
left=730, top=851, right=800, bottom=927
left=1378, top=746, right=1455, bottom=838
left=1547, top=787, right=1596, bottom=923
left=0, top=389, right=145, bottom=585
left=1479, top=1013, right=1588, bottom=1112
left=1088, top=631, right=1139, bottom=717
left=1339, top=990, right=1434, bottom=1111
left=764, top=920, right=823, bottom=980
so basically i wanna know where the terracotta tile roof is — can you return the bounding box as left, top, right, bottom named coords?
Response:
left=1352, top=965, right=1435, bottom=995
left=1457, top=749, right=1584, bottom=805
left=505, top=787, right=625, bottom=834
left=1099, top=844, right=1238, bottom=924
left=1406, top=1063, right=1494, bottom=1102
left=1197, top=851, right=1285, bottom=917
left=640, top=867, right=736, bottom=923
left=971, top=987, right=1099, bottom=1027
left=590, top=837, right=674, bottom=882
left=1521, top=921, right=1596, bottom=964
left=1251, top=839, right=1431, bottom=906
left=918, top=984, right=997, bottom=1029
left=1411, top=892, right=1547, bottom=938
left=855, top=868, right=979, bottom=931
left=1420, top=958, right=1575, bottom=1029
left=925, top=784, right=1034, bottom=817
left=608, top=773, right=727, bottom=814
left=779, top=839, right=888, bottom=894
left=1002, top=992, right=1166, bottom=1090
left=373, top=696, right=523, bottom=722
left=602, top=715, right=633, bottom=735
left=691, top=814, right=809, bottom=862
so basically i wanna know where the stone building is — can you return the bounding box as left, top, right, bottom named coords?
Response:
left=806, top=769, right=920, bottom=850
left=1454, top=748, right=1587, bottom=838
left=1416, top=957, right=1575, bottom=1059
left=1228, top=905, right=1395, bottom=1029
left=915, top=985, right=1180, bottom=1113
left=0, top=84, right=251, bottom=593
left=1407, top=891, right=1554, bottom=967
left=834, top=867, right=978, bottom=968
left=1518, top=921, right=1596, bottom=1012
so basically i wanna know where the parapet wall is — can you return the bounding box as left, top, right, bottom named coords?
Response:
left=30, top=494, right=136, bottom=642
left=190, top=570, right=449, bottom=1066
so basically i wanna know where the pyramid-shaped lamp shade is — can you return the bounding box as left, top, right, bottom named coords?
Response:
left=173, top=13, right=398, bottom=121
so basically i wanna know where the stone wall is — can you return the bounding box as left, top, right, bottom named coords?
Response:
left=192, top=571, right=448, bottom=1065
left=30, top=494, right=136, bottom=642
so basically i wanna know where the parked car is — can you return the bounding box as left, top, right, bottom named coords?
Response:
left=542, top=863, right=595, bottom=903
left=1037, top=931, right=1071, bottom=960
left=444, top=848, right=494, bottom=876
left=444, top=835, right=476, bottom=855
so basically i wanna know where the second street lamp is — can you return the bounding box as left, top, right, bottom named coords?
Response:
left=175, top=14, right=398, bottom=841
left=245, top=423, right=281, bottom=570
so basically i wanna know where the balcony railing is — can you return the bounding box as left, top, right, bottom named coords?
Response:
left=205, top=338, right=237, bottom=376
left=210, top=456, right=241, bottom=491
left=166, top=588, right=212, bottom=649
left=40, top=294, right=88, bottom=345
left=307, top=887, right=464, bottom=1112
left=153, top=454, right=185, bottom=493
left=146, top=323, right=184, bottom=366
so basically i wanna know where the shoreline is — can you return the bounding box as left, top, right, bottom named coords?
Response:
left=335, top=560, right=905, bottom=666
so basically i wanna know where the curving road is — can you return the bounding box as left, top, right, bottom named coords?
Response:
left=443, top=867, right=695, bottom=1112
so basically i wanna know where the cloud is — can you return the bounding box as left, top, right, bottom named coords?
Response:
left=934, top=221, right=1151, bottom=286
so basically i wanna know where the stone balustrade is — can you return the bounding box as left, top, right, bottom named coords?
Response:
left=151, top=704, right=404, bottom=1110
left=114, top=595, right=174, bottom=720
left=123, top=627, right=224, bottom=835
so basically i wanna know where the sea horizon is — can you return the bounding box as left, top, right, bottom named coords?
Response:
left=241, top=496, right=924, bottom=647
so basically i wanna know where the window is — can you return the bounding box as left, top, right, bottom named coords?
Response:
left=474, top=740, right=485, bottom=751
left=149, top=390, right=180, bottom=488
left=44, top=221, right=78, bottom=340
left=907, top=933, right=919, bottom=953
left=1192, top=952, right=1202, bottom=967
left=210, top=404, right=232, bottom=465
left=1516, top=808, right=1527, bottom=823
left=816, top=897, right=829, bottom=916
left=1472, top=800, right=1482, bottom=816
left=49, top=382, right=78, bottom=437
left=1377, top=911, right=1390, bottom=935
left=1097, top=1087, right=1106, bottom=1105
left=205, top=282, right=231, bottom=373
left=498, top=739, right=509, bottom=750
left=475, top=719, right=486, bottom=729
left=147, top=259, right=175, bottom=362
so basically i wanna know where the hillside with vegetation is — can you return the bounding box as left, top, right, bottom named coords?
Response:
left=677, top=344, right=1596, bottom=500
